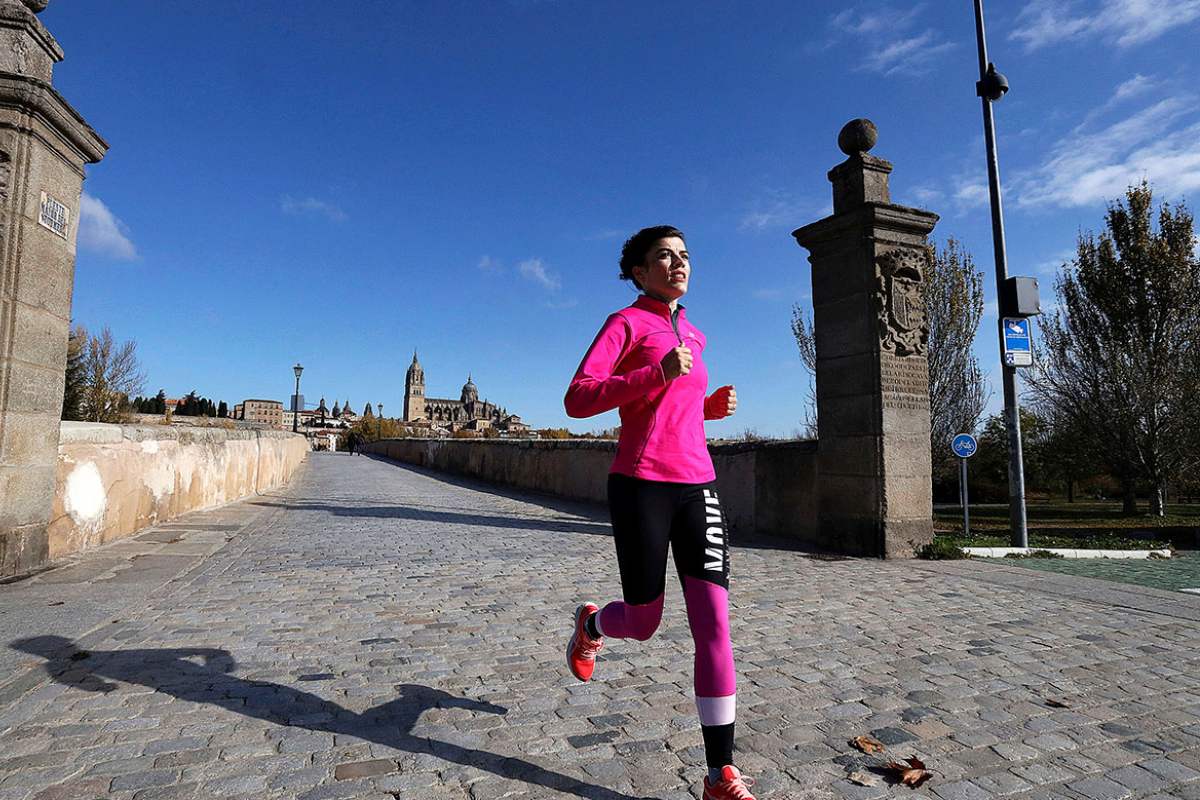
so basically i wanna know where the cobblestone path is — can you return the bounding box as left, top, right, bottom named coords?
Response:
left=3, top=452, right=1200, bottom=800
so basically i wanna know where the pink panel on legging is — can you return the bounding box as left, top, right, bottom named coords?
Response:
left=682, top=576, right=736, bottom=698
left=597, top=593, right=664, bottom=641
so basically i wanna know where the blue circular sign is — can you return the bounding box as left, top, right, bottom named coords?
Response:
left=952, top=434, right=978, bottom=458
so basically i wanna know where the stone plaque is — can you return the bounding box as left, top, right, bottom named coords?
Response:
left=38, top=191, right=70, bottom=238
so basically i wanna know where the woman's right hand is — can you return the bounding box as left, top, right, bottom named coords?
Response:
left=660, top=346, right=693, bottom=380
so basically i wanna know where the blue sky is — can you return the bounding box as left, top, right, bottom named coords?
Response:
left=55, top=0, right=1200, bottom=437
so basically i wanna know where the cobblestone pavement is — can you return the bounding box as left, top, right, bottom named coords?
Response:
left=3, top=452, right=1200, bottom=800
left=976, top=551, right=1200, bottom=594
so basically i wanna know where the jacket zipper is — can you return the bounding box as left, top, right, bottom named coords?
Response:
left=634, top=305, right=685, bottom=474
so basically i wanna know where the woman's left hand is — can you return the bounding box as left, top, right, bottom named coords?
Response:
left=709, top=385, right=737, bottom=418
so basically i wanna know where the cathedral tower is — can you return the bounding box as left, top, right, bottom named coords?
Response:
left=404, top=351, right=426, bottom=422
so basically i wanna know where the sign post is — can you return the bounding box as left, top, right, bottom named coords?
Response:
left=1002, top=317, right=1033, bottom=367
left=952, top=434, right=978, bottom=537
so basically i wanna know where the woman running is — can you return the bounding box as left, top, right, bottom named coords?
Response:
left=563, top=226, right=753, bottom=800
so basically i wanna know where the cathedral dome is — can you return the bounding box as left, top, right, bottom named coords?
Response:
left=460, top=374, right=478, bottom=404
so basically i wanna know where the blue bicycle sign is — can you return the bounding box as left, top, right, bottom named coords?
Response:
left=952, top=434, right=978, bottom=459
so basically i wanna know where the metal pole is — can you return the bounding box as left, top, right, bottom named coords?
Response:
left=973, top=0, right=1028, bottom=548
left=292, top=374, right=300, bottom=433
left=960, top=457, right=971, bottom=538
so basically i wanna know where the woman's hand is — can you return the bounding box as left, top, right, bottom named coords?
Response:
left=660, top=346, right=693, bottom=380
left=707, top=385, right=737, bottom=418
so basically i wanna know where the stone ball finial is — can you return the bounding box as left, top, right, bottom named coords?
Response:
left=838, top=118, right=878, bottom=156
left=21, top=0, right=49, bottom=12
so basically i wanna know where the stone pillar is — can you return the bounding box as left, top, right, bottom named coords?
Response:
left=0, top=0, right=107, bottom=577
left=793, top=120, right=937, bottom=558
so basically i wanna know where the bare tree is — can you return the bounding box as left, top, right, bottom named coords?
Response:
left=791, top=239, right=987, bottom=468
left=789, top=305, right=818, bottom=438
left=925, top=239, right=988, bottom=479
left=79, top=327, right=146, bottom=423
left=1029, top=183, right=1200, bottom=516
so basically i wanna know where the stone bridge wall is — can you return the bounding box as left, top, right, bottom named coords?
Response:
left=49, top=422, right=309, bottom=561
left=361, top=438, right=819, bottom=543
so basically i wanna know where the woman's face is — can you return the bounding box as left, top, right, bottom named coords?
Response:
left=634, top=237, right=690, bottom=301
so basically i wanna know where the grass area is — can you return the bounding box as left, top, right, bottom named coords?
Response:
left=934, top=500, right=1199, bottom=550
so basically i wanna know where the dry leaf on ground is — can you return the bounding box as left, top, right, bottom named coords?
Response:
left=850, top=734, right=885, bottom=754
left=884, top=756, right=932, bottom=788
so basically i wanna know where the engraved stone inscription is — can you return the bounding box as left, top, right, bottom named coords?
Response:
left=880, top=353, right=929, bottom=412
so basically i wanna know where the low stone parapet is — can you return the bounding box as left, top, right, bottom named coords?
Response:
left=49, top=422, right=308, bottom=561
left=361, top=438, right=818, bottom=543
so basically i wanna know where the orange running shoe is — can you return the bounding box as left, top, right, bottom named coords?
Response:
left=566, top=603, right=603, bottom=681
left=703, top=766, right=757, bottom=800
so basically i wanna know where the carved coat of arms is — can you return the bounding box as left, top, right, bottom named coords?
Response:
left=875, top=248, right=929, bottom=356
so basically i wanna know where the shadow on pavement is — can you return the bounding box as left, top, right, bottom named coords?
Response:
left=11, top=636, right=650, bottom=800
left=270, top=454, right=820, bottom=555
left=252, top=499, right=611, bottom=537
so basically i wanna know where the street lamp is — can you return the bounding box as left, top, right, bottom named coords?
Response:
left=292, top=363, right=303, bottom=433
left=378, top=403, right=384, bottom=439
left=972, top=0, right=1029, bottom=548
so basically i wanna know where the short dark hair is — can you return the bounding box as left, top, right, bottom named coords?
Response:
left=619, top=225, right=685, bottom=290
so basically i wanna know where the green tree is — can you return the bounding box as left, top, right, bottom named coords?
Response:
left=218, top=401, right=228, bottom=418
left=153, top=389, right=167, bottom=414
left=969, top=409, right=1051, bottom=502
left=1029, top=183, right=1200, bottom=516
left=61, top=324, right=88, bottom=421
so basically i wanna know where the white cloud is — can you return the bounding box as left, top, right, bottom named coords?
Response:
left=826, top=4, right=955, bottom=75
left=280, top=195, right=347, bottom=222
left=584, top=229, right=625, bottom=241
left=1114, top=74, right=1156, bottom=102
left=830, top=5, right=925, bottom=35
left=862, top=30, right=956, bottom=76
left=752, top=288, right=784, bottom=301
left=1012, top=97, right=1200, bottom=208
left=1032, top=248, right=1077, bottom=275
left=478, top=255, right=502, bottom=272
left=953, top=180, right=990, bottom=210
left=909, top=185, right=944, bottom=207
left=78, top=193, right=137, bottom=260
left=517, top=258, right=561, bottom=291
left=739, top=193, right=819, bottom=231
left=1012, top=0, right=1200, bottom=51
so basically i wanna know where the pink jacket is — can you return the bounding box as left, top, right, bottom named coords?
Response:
left=565, top=295, right=725, bottom=484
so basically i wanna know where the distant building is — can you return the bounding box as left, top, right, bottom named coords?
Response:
left=241, top=399, right=283, bottom=426
left=403, top=352, right=528, bottom=434
left=280, top=396, right=357, bottom=433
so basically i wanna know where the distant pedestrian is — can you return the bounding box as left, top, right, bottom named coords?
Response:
left=563, top=226, right=748, bottom=799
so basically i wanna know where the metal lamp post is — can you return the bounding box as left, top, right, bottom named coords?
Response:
left=378, top=403, right=384, bottom=439
left=292, top=363, right=303, bottom=433
left=973, top=0, right=1029, bottom=548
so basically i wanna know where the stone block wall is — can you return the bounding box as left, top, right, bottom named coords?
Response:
left=361, top=438, right=819, bottom=544
left=48, top=422, right=308, bottom=561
